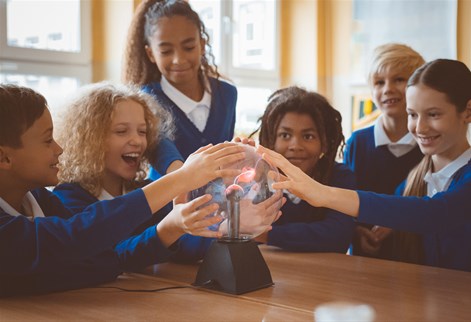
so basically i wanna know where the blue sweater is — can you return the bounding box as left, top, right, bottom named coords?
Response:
left=53, top=181, right=171, bottom=235
left=0, top=188, right=174, bottom=296
left=53, top=182, right=213, bottom=264
left=344, top=125, right=423, bottom=194
left=268, top=163, right=356, bottom=253
left=358, top=160, right=471, bottom=271
left=344, top=125, right=424, bottom=258
left=143, top=77, right=237, bottom=177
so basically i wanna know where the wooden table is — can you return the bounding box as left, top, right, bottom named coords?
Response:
left=1, top=245, right=470, bottom=321
left=146, top=245, right=471, bottom=321
left=0, top=271, right=311, bottom=321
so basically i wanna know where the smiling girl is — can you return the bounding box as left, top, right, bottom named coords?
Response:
left=259, top=59, right=471, bottom=271
left=53, top=82, right=175, bottom=233
left=123, top=0, right=237, bottom=178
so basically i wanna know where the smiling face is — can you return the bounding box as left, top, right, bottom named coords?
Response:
left=103, top=100, right=148, bottom=194
left=407, top=84, right=471, bottom=170
left=371, top=68, right=409, bottom=120
left=145, top=15, right=204, bottom=91
left=5, top=108, right=63, bottom=190
left=274, top=112, right=323, bottom=177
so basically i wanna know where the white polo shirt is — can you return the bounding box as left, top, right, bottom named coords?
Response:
left=374, top=115, right=417, bottom=157
left=0, top=192, right=45, bottom=220
left=161, top=76, right=211, bottom=132
left=424, top=147, right=471, bottom=197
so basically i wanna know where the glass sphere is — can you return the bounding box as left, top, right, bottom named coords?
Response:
left=190, top=144, right=281, bottom=241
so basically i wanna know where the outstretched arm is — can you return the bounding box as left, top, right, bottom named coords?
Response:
left=143, top=142, right=245, bottom=214
left=257, top=145, right=360, bottom=217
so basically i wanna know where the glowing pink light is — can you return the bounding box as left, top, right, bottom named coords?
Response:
left=236, top=167, right=256, bottom=183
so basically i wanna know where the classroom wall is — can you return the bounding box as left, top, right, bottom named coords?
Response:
left=279, top=0, right=318, bottom=91
left=92, top=0, right=471, bottom=137
left=91, top=0, right=134, bottom=82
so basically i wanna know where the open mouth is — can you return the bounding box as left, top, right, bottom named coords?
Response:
left=122, top=153, right=140, bottom=166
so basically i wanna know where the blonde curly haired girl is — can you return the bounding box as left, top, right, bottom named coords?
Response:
left=56, top=82, right=173, bottom=200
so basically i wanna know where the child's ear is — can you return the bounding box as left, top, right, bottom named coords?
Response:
left=0, top=147, right=12, bottom=170
left=144, top=45, right=156, bottom=63
left=464, top=99, right=471, bottom=124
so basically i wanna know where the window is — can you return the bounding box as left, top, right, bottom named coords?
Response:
left=191, top=0, right=280, bottom=136
left=350, top=0, right=457, bottom=85
left=0, top=0, right=92, bottom=120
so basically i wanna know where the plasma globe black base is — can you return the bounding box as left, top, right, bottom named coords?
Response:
left=193, top=239, right=273, bottom=295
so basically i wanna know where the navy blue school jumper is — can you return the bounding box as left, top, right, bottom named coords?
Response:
left=53, top=182, right=213, bottom=263
left=53, top=181, right=171, bottom=235
left=268, top=163, right=356, bottom=253
left=344, top=125, right=423, bottom=194
left=0, top=188, right=175, bottom=296
left=143, top=77, right=237, bottom=178
left=344, top=125, right=423, bottom=257
left=357, top=160, right=471, bottom=271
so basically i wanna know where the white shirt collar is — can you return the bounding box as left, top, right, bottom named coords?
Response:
left=424, top=147, right=471, bottom=196
left=98, top=187, right=127, bottom=201
left=0, top=192, right=45, bottom=220
left=374, top=115, right=417, bottom=157
left=160, top=76, right=211, bottom=115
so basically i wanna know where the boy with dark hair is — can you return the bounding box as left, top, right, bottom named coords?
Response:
left=0, top=84, right=245, bottom=296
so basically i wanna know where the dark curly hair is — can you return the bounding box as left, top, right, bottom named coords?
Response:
left=251, top=86, right=345, bottom=184
left=122, top=0, right=219, bottom=88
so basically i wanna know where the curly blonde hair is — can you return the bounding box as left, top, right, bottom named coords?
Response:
left=122, top=0, right=219, bottom=87
left=56, top=82, right=173, bottom=197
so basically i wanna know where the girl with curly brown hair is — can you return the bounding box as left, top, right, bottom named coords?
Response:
left=122, top=0, right=237, bottom=179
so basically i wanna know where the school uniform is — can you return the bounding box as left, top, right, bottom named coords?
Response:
left=357, top=150, right=471, bottom=271
left=53, top=181, right=171, bottom=235
left=0, top=188, right=174, bottom=296
left=53, top=182, right=213, bottom=264
left=344, top=117, right=423, bottom=193
left=268, top=163, right=356, bottom=253
left=143, top=76, right=237, bottom=177
left=344, top=117, right=423, bottom=257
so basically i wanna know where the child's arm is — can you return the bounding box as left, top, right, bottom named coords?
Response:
left=153, top=137, right=184, bottom=174
left=156, top=194, right=222, bottom=247
left=142, top=142, right=245, bottom=214
left=257, top=145, right=360, bottom=217
left=258, top=145, right=471, bottom=234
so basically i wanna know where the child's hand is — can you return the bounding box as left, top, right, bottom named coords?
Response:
left=356, top=225, right=393, bottom=255
left=180, top=142, right=245, bottom=190
left=233, top=136, right=256, bottom=147
left=219, top=190, right=285, bottom=238
left=172, top=194, right=223, bottom=237
left=257, top=145, right=322, bottom=207
left=157, top=194, right=223, bottom=247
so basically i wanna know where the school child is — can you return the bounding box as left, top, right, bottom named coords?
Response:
left=344, top=43, right=425, bottom=258
left=53, top=82, right=214, bottom=263
left=53, top=83, right=173, bottom=228
left=259, top=59, right=471, bottom=271
left=122, top=0, right=237, bottom=178
left=0, top=84, right=246, bottom=296
left=250, top=86, right=355, bottom=252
